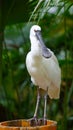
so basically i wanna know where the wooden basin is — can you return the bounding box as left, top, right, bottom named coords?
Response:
left=0, top=119, right=57, bottom=130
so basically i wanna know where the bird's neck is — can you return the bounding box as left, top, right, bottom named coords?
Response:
left=30, top=37, right=42, bottom=57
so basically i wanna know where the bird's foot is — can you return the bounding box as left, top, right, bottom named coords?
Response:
left=29, top=117, right=38, bottom=126
left=29, top=117, right=47, bottom=126
left=38, top=118, right=47, bottom=125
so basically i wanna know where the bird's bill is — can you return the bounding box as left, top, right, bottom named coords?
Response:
left=35, top=30, right=52, bottom=58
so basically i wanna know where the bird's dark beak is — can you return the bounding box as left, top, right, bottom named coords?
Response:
left=35, top=30, right=52, bottom=58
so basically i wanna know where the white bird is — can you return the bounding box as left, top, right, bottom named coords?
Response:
left=26, top=25, right=61, bottom=126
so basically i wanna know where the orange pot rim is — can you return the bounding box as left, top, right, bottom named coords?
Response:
left=0, top=119, right=57, bottom=129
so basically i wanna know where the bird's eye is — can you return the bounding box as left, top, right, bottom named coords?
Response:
left=34, top=29, right=37, bottom=32
left=34, top=29, right=41, bottom=33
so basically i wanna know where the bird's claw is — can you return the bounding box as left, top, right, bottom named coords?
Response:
left=38, top=118, right=47, bottom=125
left=29, top=118, right=47, bottom=126
left=29, top=117, right=38, bottom=126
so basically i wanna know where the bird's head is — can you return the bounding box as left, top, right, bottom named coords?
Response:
left=30, top=25, right=52, bottom=58
left=30, top=25, right=41, bottom=37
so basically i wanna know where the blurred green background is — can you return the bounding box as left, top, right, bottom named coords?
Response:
left=0, top=0, right=73, bottom=130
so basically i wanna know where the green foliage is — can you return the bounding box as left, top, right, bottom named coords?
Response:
left=0, top=0, right=73, bottom=130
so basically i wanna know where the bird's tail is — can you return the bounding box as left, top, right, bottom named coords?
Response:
left=48, top=85, right=60, bottom=99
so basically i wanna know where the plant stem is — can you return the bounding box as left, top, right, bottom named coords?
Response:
left=62, top=1, right=68, bottom=130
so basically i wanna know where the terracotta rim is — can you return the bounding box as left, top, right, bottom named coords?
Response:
left=0, top=119, right=57, bottom=129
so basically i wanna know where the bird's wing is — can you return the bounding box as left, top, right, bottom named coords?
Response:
left=42, top=50, right=61, bottom=99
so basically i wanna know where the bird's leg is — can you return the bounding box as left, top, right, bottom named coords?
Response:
left=43, top=87, right=48, bottom=125
left=33, top=87, right=40, bottom=121
left=38, top=87, right=48, bottom=126
left=34, top=87, right=40, bottom=118
left=30, top=87, right=40, bottom=126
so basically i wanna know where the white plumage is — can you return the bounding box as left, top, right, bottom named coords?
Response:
left=26, top=25, right=61, bottom=99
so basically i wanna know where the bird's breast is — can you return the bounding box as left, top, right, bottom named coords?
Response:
left=26, top=52, right=42, bottom=75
